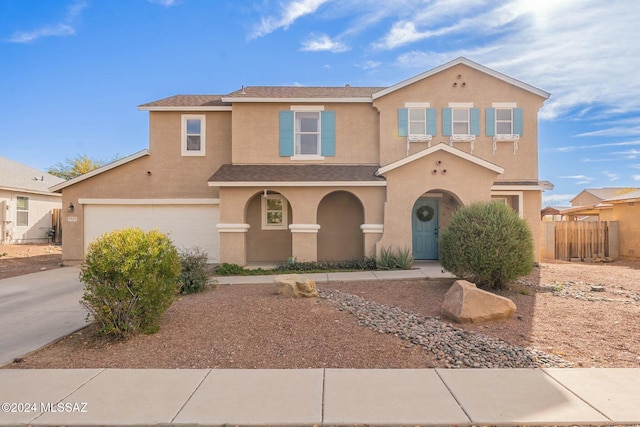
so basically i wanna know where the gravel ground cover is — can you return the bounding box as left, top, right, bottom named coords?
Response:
left=4, top=259, right=639, bottom=369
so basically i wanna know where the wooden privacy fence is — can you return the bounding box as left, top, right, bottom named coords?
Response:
left=541, top=221, right=619, bottom=261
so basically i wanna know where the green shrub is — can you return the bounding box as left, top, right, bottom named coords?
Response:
left=216, top=263, right=245, bottom=275
left=439, top=201, right=534, bottom=290
left=178, top=247, right=211, bottom=294
left=377, top=246, right=414, bottom=270
left=80, top=228, right=181, bottom=338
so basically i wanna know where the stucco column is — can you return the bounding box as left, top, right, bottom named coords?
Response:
left=289, top=224, right=319, bottom=262
left=217, top=224, right=249, bottom=265
left=361, top=224, right=384, bottom=257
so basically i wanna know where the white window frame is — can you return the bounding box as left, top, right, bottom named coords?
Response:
left=294, top=111, right=321, bottom=157
left=491, top=191, right=524, bottom=218
left=408, top=108, right=427, bottom=137
left=261, top=194, right=288, bottom=230
left=452, top=108, right=470, bottom=135
left=495, top=108, right=513, bottom=135
left=16, top=196, right=29, bottom=226
left=181, top=114, right=206, bottom=156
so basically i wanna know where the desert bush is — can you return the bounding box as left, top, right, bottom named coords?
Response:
left=178, top=247, right=211, bottom=294
left=80, top=228, right=181, bottom=338
left=377, top=246, right=414, bottom=270
left=439, top=201, right=534, bottom=290
left=216, top=263, right=245, bottom=275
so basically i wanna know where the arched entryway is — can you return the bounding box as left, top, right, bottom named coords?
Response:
left=317, top=191, right=364, bottom=261
left=245, top=191, right=292, bottom=262
left=411, top=191, right=462, bottom=260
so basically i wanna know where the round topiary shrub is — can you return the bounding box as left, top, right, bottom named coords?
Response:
left=439, top=201, right=534, bottom=290
left=80, top=228, right=181, bottom=338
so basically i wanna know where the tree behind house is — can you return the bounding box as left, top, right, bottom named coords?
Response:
left=48, top=154, right=119, bottom=180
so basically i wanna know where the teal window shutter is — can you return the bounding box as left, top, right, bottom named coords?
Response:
left=442, top=108, right=452, bottom=136
left=321, top=111, right=335, bottom=156
left=513, top=108, right=523, bottom=135
left=398, top=108, right=408, bottom=137
left=279, top=111, right=294, bottom=156
left=426, top=108, right=436, bottom=135
left=485, top=108, right=495, bottom=136
left=470, top=108, right=480, bottom=135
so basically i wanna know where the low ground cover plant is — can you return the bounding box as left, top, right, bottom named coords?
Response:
left=377, top=246, right=414, bottom=270
left=439, top=201, right=534, bottom=290
left=80, top=228, right=181, bottom=338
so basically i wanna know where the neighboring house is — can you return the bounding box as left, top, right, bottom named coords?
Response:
left=561, top=187, right=638, bottom=220
left=557, top=188, right=640, bottom=260
left=0, top=156, right=64, bottom=244
left=51, top=57, right=552, bottom=265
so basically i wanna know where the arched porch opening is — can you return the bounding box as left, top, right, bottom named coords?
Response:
left=245, top=191, right=292, bottom=262
left=317, top=190, right=364, bottom=261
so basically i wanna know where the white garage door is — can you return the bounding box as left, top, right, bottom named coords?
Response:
left=84, top=204, right=219, bottom=263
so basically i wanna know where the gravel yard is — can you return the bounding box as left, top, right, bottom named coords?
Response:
left=4, top=258, right=639, bottom=369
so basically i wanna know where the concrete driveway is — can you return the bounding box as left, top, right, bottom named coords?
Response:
left=0, top=267, right=88, bottom=366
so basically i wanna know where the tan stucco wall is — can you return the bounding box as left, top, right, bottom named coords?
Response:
left=571, top=191, right=602, bottom=207
left=522, top=190, right=542, bottom=263
left=230, top=103, right=379, bottom=164
left=60, top=110, right=231, bottom=263
left=373, top=63, right=545, bottom=181
left=317, top=191, right=364, bottom=261
left=245, top=194, right=292, bottom=262
left=375, top=149, right=500, bottom=255
left=600, top=204, right=640, bottom=260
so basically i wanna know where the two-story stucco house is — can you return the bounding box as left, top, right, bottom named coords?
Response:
left=51, top=57, right=552, bottom=265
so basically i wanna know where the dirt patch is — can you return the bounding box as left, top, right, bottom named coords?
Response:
left=0, top=244, right=62, bottom=280
left=4, top=259, right=639, bottom=369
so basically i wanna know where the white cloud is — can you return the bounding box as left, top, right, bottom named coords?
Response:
left=559, top=175, right=595, bottom=185
left=357, top=60, right=381, bottom=70
left=250, top=0, right=330, bottom=39
left=603, top=172, right=620, bottom=182
left=301, top=34, right=349, bottom=52
left=542, top=193, right=574, bottom=206
left=7, top=1, right=87, bottom=43
left=634, top=175, right=640, bottom=181
left=148, top=0, right=180, bottom=6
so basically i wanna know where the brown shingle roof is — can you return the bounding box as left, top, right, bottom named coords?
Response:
left=209, top=164, right=384, bottom=183
left=139, top=95, right=229, bottom=108
left=224, top=86, right=385, bottom=99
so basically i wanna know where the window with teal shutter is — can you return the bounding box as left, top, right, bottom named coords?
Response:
left=485, top=108, right=496, bottom=136
left=442, top=108, right=452, bottom=136
left=470, top=108, right=480, bottom=135
left=398, top=108, right=408, bottom=137
left=279, top=111, right=294, bottom=156
left=513, top=108, right=523, bottom=135
left=321, top=111, right=335, bottom=156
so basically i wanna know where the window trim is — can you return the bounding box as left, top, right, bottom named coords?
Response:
left=181, top=114, right=206, bottom=156
left=261, top=194, right=288, bottom=230
left=495, top=108, right=514, bottom=135
left=452, top=108, right=470, bottom=135
left=16, top=196, right=29, bottom=227
left=293, top=110, right=321, bottom=157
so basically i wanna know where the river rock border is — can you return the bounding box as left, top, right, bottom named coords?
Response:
left=319, top=288, right=572, bottom=369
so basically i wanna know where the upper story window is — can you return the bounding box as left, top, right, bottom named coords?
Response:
left=495, top=108, right=513, bottom=134
left=295, top=111, right=320, bottom=155
left=397, top=104, right=436, bottom=143
left=16, top=196, right=28, bottom=226
left=279, top=107, right=335, bottom=160
left=452, top=108, right=470, bottom=135
left=409, top=108, right=426, bottom=135
left=181, top=114, right=206, bottom=156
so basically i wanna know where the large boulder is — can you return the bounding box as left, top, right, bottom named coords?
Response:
left=441, top=280, right=516, bottom=323
left=275, top=274, right=318, bottom=298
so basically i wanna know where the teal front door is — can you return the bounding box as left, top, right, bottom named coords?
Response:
left=412, top=198, right=439, bottom=259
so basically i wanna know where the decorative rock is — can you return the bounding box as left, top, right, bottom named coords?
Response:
left=591, top=285, right=605, bottom=292
left=275, top=274, right=318, bottom=298
left=441, top=280, right=516, bottom=323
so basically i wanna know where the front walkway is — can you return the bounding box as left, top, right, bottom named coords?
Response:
left=1, top=367, right=639, bottom=426
left=218, top=260, right=455, bottom=284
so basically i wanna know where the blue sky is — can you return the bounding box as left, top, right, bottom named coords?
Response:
left=1, top=0, right=639, bottom=206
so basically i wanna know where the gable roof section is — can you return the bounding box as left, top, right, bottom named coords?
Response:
left=0, top=156, right=64, bottom=196
left=376, top=143, right=504, bottom=176
left=570, top=187, right=639, bottom=204
left=208, top=164, right=385, bottom=187
left=50, top=149, right=150, bottom=192
left=372, top=57, right=550, bottom=100
left=603, top=189, right=640, bottom=203
left=138, top=95, right=231, bottom=111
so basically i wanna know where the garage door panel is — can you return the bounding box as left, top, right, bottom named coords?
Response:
left=84, top=204, right=219, bottom=263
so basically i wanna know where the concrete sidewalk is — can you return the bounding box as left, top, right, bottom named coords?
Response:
left=1, top=368, right=639, bottom=426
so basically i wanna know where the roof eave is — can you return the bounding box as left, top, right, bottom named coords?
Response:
left=219, top=97, right=373, bottom=104
left=138, top=106, right=232, bottom=111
